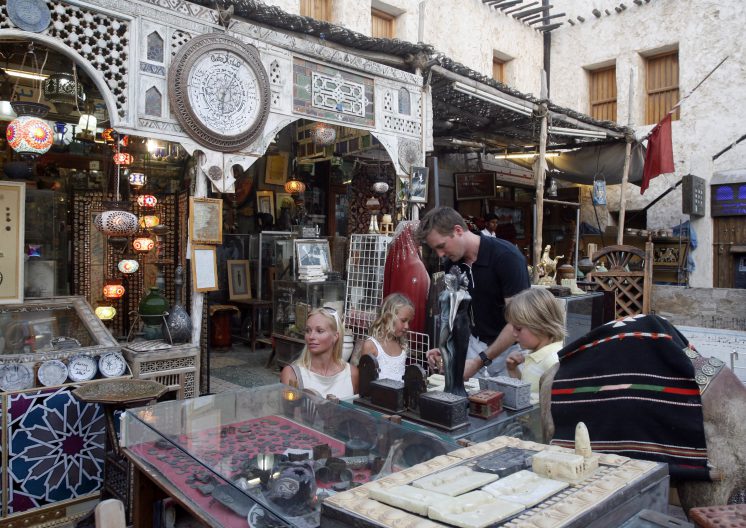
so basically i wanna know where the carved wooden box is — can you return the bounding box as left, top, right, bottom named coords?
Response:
left=468, top=389, right=504, bottom=419
left=369, top=379, right=405, bottom=412
left=418, top=391, right=469, bottom=429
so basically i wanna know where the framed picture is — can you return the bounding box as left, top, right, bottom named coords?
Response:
left=454, top=172, right=497, bottom=200
left=0, top=181, right=25, bottom=304
left=189, top=197, right=223, bottom=245
left=256, top=190, right=275, bottom=221
left=265, top=153, right=289, bottom=186
left=276, top=192, right=295, bottom=217
left=227, top=260, right=252, bottom=300
left=409, top=166, right=428, bottom=203
left=191, top=245, right=219, bottom=292
left=294, top=239, right=332, bottom=273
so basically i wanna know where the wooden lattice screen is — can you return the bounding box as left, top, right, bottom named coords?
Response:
left=587, top=242, right=653, bottom=318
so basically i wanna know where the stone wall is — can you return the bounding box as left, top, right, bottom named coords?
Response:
left=652, top=285, right=746, bottom=331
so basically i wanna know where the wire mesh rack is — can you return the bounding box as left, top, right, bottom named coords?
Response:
left=407, top=330, right=430, bottom=371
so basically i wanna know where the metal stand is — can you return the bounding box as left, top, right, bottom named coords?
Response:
left=126, top=310, right=173, bottom=344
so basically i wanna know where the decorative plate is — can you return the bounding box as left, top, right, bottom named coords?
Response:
left=68, top=355, right=98, bottom=382
left=38, top=359, right=69, bottom=387
left=0, top=363, right=34, bottom=391
left=98, top=352, right=127, bottom=378
left=7, top=0, right=51, bottom=33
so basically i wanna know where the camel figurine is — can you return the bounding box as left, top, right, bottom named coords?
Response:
left=537, top=245, right=564, bottom=286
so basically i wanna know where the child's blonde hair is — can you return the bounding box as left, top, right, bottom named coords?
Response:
left=296, top=307, right=344, bottom=369
left=369, top=293, right=414, bottom=347
left=504, top=288, right=566, bottom=344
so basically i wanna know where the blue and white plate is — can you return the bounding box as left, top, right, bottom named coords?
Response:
left=38, top=359, right=69, bottom=387
left=7, top=0, right=51, bottom=33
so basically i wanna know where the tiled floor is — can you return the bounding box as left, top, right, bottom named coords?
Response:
left=208, top=342, right=280, bottom=394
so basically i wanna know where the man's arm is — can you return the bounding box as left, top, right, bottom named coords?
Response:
left=463, top=322, right=516, bottom=379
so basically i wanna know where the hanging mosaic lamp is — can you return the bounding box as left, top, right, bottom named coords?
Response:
left=42, top=72, right=85, bottom=115
left=136, top=194, right=157, bottom=208
left=139, top=214, right=160, bottom=229
left=95, top=305, right=117, bottom=321
left=94, top=204, right=138, bottom=237
left=284, top=178, right=306, bottom=195
left=311, top=122, right=337, bottom=146
left=102, top=128, right=116, bottom=145
left=128, top=172, right=146, bottom=187
left=6, top=102, right=53, bottom=160
left=133, top=237, right=155, bottom=253
left=103, top=279, right=126, bottom=299
left=117, top=258, right=140, bottom=274
left=113, top=152, right=133, bottom=166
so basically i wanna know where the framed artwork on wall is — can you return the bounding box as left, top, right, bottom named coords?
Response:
left=191, top=245, right=219, bottom=292
left=454, top=172, right=497, bottom=200
left=189, top=197, right=223, bottom=245
left=265, top=153, right=289, bottom=186
left=0, top=181, right=25, bottom=304
left=409, top=166, right=428, bottom=203
left=256, top=190, right=275, bottom=221
left=227, top=260, right=252, bottom=300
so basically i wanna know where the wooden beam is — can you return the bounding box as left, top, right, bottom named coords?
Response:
left=514, top=4, right=551, bottom=19
left=536, top=22, right=563, bottom=32
left=494, top=0, right=523, bottom=9
left=506, top=2, right=537, bottom=15
left=528, top=13, right=565, bottom=25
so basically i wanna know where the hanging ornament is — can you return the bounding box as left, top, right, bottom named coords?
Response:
left=136, top=194, right=157, bottom=208
left=102, top=128, right=116, bottom=145
left=103, top=279, right=125, bottom=299
left=133, top=237, right=155, bottom=253
left=592, top=174, right=607, bottom=205
left=128, top=172, right=146, bottom=187
left=43, top=72, right=85, bottom=115
left=95, top=305, right=117, bottom=321
left=139, top=214, right=160, bottom=229
left=113, top=152, right=133, bottom=165
left=94, top=206, right=138, bottom=237
left=117, top=258, right=140, bottom=274
left=284, top=178, right=306, bottom=195
left=6, top=102, right=53, bottom=160
left=311, top=122, right=337, bottom=146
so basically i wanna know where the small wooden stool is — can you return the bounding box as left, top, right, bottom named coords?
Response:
left=689, top=504, right=746, bottom=528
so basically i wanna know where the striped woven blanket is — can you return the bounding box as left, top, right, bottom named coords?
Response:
left=550, top=314, right=710, bottom=480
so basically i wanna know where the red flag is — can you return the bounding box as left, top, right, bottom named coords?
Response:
left=640, top=113, right=674, bottom=194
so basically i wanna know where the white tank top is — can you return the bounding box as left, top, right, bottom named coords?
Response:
left=296, top=363, right=355, bottom=399
left=368, top=337, right=406, bottom=381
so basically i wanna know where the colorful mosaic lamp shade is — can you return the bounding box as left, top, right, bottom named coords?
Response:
left=6, top=115, right=53, bottom=159
left=139, top=214, right=160, bottom=229
left=94, top=209, right=138, bottom=237
left=128, top=172, right=146, bottom=187
left=311, top=121, right=337, bottom=146
left=136, top=194, right=157, bottom=208
left=102, top=128, right=116, bottom=144
left=117, top=258, right=139, bottom=274
left=113, top=152, right=133, bottom=165
left=133, top=237, right=155, bottom=253
left=284, top=178, right=306, bottom=195
left=103, top=279, right=125, bottom=299
left=95, top=305, right=117, bottom=320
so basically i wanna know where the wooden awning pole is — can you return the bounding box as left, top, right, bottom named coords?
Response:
left=617, top=135, right=633, bottom=245
left=532, top=72, right=549, bottom=282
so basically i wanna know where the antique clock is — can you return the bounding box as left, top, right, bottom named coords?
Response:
left=169, top=33, right=271, bottom=152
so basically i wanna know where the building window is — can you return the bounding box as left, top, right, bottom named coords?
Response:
left=300, top=0, right=332, bottom=22
left=492, top=57, right=505, bottom=83
left=398, top=87, right=410, bottom=115
left=646, top=50, right=679, bottom=124
left=146, top=32, right=164, bottom=63
left=371, top=8, right=395, bottom=38
left=589, top=66, right=617, bottom=122
left=145, top=87, right=162, bottom=117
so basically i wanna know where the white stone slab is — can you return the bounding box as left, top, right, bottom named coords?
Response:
left=369, top=484, right=449, bottom=516
left=412, top=466, right=499, bottom=496
left=427, top=490, right=524, bottom=528
left=482, top=470, right=568, bottom=507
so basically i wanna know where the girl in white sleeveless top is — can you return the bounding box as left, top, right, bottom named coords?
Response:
left=361, top=294, right=415, bottom=381
left=280, top=307, right=359, bottom=399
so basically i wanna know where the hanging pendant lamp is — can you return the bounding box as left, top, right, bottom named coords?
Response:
left=6, top=102, right=53, bottom=160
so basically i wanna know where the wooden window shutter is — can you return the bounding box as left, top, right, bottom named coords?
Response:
left=492, top=58, right=505, bottom=83
left=371, top=9, right=395, bottom=39
left=589, top=66, right=617, bottom=122
left=301, top=0, right=332, bottom=22
left=646, top=50, right=680, bottom=124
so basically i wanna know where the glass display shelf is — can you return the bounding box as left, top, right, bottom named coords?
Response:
left=121, top=384, right=457, bottom=528
left=272, top=279, right=345, bottom=338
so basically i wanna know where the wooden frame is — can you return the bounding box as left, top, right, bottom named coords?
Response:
left=294, top=239, right=332, bottom=274
left=264, top=153, right=289, bottom=186
left=0, top=181, right=25, bottom=304
left=409, top=166, right=428, bottom=203
left=191, top=245, right=219, bottom=292
left=454, top=172, right=496, bottom=200
left=256, top=190, right=275, bottom=222
left=227, top=260, right=252, bottom=300
left=189, top=197, right=223, bottom=245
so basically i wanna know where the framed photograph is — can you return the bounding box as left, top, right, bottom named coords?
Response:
left=189, top=197, right=223, bottom=245
left=294, top=239, right=332, bottom=273
left=265, top=153, right=289, bottom=186
left=276, top=192, right=295, bottom=217
left=454, top=172, right=497, bottom=200
left=0, top=181, right=25, bottom=304
left=256, top=190, right=275, bottom=222
left=191, top=245, right=219, bottom=292
left=409, top=166, right=428, bottom=203
left=227, top=260, right=252, bottom=300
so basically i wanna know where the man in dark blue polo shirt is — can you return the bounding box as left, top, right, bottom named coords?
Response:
left=416, top=206, right=530, bottom=379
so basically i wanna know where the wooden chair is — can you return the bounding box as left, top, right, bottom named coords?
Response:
left=587, top=242, right=653, bottom=318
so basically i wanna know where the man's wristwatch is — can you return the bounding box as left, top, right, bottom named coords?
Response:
left=479, top=351, right=493, bottom=367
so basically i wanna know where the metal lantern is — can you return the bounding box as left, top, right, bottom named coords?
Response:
left=102, top=128, right=116, bottom=144
left=95, top=305, right=117, bottom=320
left=42, top=72, right=85, bottom=115
left=311, top=122, right=337, bottom=146
left=113, top=152, right=133, bottom=165
left=6, top=115, right=53, bottom=159
left=103, top=279, right=125, bottom=299
left=128, top=172, right=146, bottom=187
left=136, top=194, right=157, bottom=208
left=94, top=209, right=138, bottom=237
left=139, top=215, right=160, bottom=229
left=284, top=178, right=306, bottom=195
left=117, top=258, right=140, bottom=274
left=133, top=237, right=155, bottom=253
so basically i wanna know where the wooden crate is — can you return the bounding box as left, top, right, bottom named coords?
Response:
left=122, top=343, right=200, bottom=399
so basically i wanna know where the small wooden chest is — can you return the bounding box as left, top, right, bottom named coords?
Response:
left=369, top=379, right=406, bottom=413
left=418, top=391, right=469, bottom=429
left=468, top=389, right=503, bottom=419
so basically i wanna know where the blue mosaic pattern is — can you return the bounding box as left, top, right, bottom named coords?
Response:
left=7, top=388, right=105, bottom=514
left=293, top=58, right=375, bottom=127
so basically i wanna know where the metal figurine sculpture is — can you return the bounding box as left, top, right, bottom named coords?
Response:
left=438, top=266, right=471, bottom=397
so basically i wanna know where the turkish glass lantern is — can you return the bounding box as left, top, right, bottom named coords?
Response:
left=136, top=194, right=157, bottom=208
left=284, top=178, right=306, bottom=195
left=42, top=72, right=85, bottom=115
left=139, top=214, right=160, bottom=229
left=102, top=128, right=116, bottom=144
left=133, top=237, right=155, bottom=253
left=128, top=172, right=146, bottom=187
left=113, top=152, right=133, bottom=165
left=94, top=207, right=138, bottom=237
left=117, top=258, right=140, bottom=274
left=311, top=122, right=337, bottom=146
left=6, top=115, right=53, bottom=160
left=95, top=305, right=117, bottom=321
left=103, top=279, right=126, bottom=299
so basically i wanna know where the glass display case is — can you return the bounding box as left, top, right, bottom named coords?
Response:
left=121, top=384, right=457, bottom=527
left=248, top=231, right=292, bottom=300
left=556, top=291, right=606, bottom=344
left=272, top=279, right=346, bottom=338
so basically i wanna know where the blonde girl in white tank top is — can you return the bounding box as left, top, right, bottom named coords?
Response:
left=361, top=293, right=415, bottom=381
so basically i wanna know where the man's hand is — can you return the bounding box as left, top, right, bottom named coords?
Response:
left=426, top=348, right=443, bottom=372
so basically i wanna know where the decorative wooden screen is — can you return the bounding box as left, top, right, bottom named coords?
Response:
left=371, top=8, right=395, bottom=38
left=587, top=243, right=653, bottom=318
left=300, top=0, right=331, bottom=21
left=646, top=50, right=679, bottom=124
left=589, top=66, right=617, bottom=122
